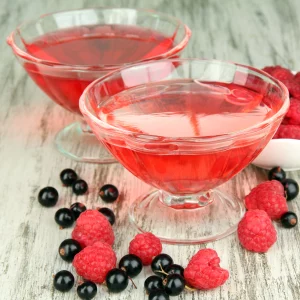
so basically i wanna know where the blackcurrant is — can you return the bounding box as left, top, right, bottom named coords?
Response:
left=282, top=178, right=299, bottom=201
left=149, top=290, right=170, bottom=300
left=99, top=184, right=119, bottom=203
left=98, top=207, right=116, bottom=225
left=55, top=208, right=74, bottom=228
left=165, top=264, right=184, bottom=277
left=53, top=270, right=74, bottom=292
left=281, top=212, right=298, bottom=228
left=77, top=281, right=97, bottom=299
left=60, top=169, right=78, bottom=186
left=72, top=180, right=88, bottom=195
left=144, top=275, right=163, bottom=294
left=151, top=254, right=174, bottom=277
left=119, top=254, right=143, bottom=277
left=58, top=239, right=82, bottom=262
left=106, top=268, right=128, bottom=293
left=70, top=202, right=87, bottom=220
left=38, top=187, right=58, bottom=207
left=268, top=166, right=286, bottom=182
left=163, top=274, right=185, bottom=296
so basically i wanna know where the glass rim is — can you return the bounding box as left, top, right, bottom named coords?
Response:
left=7, top=7, right=191, bottom=71
left=80, top=58, right=290, bottom=143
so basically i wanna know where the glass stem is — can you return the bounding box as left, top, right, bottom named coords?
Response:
left=159, top=190, right=213, bottom=209
left=80, top=120, right=93, bottom=134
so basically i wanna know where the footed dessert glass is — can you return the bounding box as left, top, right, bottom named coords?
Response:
left=80, top=59, right=289, bottom=244
left=7, top=8, right=191, bottom=163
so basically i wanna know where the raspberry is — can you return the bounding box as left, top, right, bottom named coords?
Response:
left=72, top=210, right=114, bottom=248
left=294, top=72, right=300, bottom=82
left=245, top=181, right=287, bottom=219
left=282, top=80, right=294, bottom=95
left=262, top=66, right=278, bottom=75
left=270, top=67, right=294, bottom=81
left=184, top=249, right=229, bottom=290
left=288, top=81, right=300, bottom=99
left=285, top=98, right=300, bottom=125
left=129, top=232, right=162, bottom=265
left=262, top=66, right=294, bottom=81
left=238, top=210, right=277, bottom=252
left=247, top=180, right=284, bottom=195
left=73, top=241, right=116, bottom=283
left=275, top=124, right=300, bottom=139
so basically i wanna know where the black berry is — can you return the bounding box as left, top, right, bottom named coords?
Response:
left=60, top=169, right=78, bottom=186
left=119, top=254, right=143, bottom=277
left=282, top=178, right=299, bottom=201
left=268, top=166, right=286, bottom=182
left=149, top=290, right=170, bottom=300
left=77, top=281, right=97, bottom=299
left=163, top=274, right=185, bottom=296
left=165, top=264, right=184, bottom=277
left=72, top=180, right=88, bottom=195
left=151, top=254, right=174, bottom=277
left=38, top=187, right=58, bottom=207
left=281, top=212, right=298, bottom=228
left=53, top=270, right=74, bottom=292
left=99, top=184, right=119, bottom=203
left=106, top=268, right=128, bottom=293
left=55, top=208, right=74, bottom=228
left=70, top=202, right=87, bottom=220
left=98, top=207, right=116, bottom=225
left=59, top=239, right=82, bottom=262
left=144, top=275, right=163, bottom=294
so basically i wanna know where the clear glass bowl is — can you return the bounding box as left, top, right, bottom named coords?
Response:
left=7, top=7, right=191, bottom=163
left=80, top=59, right=289, bottom=244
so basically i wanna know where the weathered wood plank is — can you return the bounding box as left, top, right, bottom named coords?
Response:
left=0, top=0, right=299, bottom=299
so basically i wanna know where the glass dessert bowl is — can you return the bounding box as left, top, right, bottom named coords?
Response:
left=7, top=8, right=191, bottom=163
left=80, top=59, right=289, bottom=244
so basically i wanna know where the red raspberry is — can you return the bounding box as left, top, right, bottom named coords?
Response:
left=238, top=210, right=277, bottom=252
left=294, top=72, right=300, bottom=82
left=247, top=180, right=284, bottom=195
left=282, top=80, right=294, bottom=95
left=129, top=232, right=162, bottom=265
left=262, top=66, right=294, bottom=81
left=184, top=249, right=229, bottom=290
left=73, top=241, right=116, bottom=283
left=72, top=210, right=114, bottom=248
left=288, top=81, right=300, bottom=99
left=285, top=98, right=300, bottom=125
left=270, top=67, right=294, bottom=81
left=275, top=124, right=300, bottom=139
left=245, top=181, right=287, bottom=220
left=262, top=66, right=278, bottom=75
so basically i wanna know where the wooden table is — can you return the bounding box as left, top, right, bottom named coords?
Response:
left=1, top=0, right=300, bottom=299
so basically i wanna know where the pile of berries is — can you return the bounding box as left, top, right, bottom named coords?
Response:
left=38, top=169, right=230, bottom=298
left=262, top=65, right=300, bottom=139
left=238, top=166, right=299, bottom=252
left=38, top=166, right=299, bottom=299
left=38, top=168, right=120, bottom=299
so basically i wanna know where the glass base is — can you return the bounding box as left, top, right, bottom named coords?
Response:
left=129, top=189, right=245, bottom=244
left=55, top=122, right=116, bottom=164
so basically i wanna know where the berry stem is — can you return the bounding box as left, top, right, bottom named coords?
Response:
left=185, top=285, right=196, bottom=292
left=128, top=276, right=137, bottom=289
left=158, top=263, right=168, bottom=276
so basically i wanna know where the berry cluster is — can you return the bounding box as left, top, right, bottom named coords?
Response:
left=238, top=166, right=299, bottom=252
left=262, top=66, right=300, bottom=139
left=38, top=168, right=118, bottom=229
left=37, top=168, right=119, bottom=299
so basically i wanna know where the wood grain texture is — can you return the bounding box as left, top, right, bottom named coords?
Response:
left=1, top=0, right=300, bottom=299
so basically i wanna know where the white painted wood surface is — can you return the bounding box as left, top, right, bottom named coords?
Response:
left=1, top=0, right=300, bottom=299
